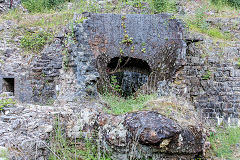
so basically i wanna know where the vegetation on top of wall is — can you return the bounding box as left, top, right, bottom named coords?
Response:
left=185, top=6, right=233, bottom=40
left=187, top=20, right=232, bottom=40
left=1, top=0, right=236, bottom=43
left=208, top=126, right=240, bottom=159
left=0, top=9, right=73, bottom=30
left=20, top=30, right=53, bottom=53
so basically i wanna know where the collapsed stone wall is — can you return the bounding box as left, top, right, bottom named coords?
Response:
left=1, top=12, right=239, bottom=159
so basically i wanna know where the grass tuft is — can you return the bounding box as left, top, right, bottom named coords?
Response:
left=211, top=0, right=240, bottom=9
left=208, top=126, right=240, bottom=159
left=49, top=117, right=112, bottom=160
left=101, top=94, right=157, bottom=115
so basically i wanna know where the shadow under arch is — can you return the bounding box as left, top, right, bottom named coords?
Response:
left=106, top=56, right=152, bottom=97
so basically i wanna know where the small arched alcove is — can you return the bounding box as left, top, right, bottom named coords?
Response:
left=107, top=57, right=151, bottom=97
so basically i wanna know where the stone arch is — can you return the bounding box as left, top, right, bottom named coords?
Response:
left=106, top=57, right=151, bottom=96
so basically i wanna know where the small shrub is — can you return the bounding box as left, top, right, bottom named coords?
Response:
left=22, top=0, right=68, bottom=13
left=153, top=0, right=167, bottom=12
left=153, top=0, right=177, bottom=13
left=194, top=7, right=209, bottom=30
left=0, top=98, right=15, bottom=110
left=20, top=31, right=53, bottom=53
left=110, top=75, right=122, bottom=94
left=202, top=70, right=212, bottom=80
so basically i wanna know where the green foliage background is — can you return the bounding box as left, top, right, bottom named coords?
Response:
left=211, top=0, right=240, bottom=8
left=22, top=0, right=68, bottom=12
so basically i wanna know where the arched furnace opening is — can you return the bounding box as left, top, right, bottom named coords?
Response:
left=107, top=57, right=151, bottom=97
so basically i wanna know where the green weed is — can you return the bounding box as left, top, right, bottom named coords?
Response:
left=202, top=70, right=212, bottom=80
left=75, top=16, right=87, bottom=24
left=110, top=75, right=122, bottom=94
left=0, top=97, right=15, bottom=111
left=237, top=58, right=240, bottom=68
left=0, top=8, right=23, bottom=22
left=208, top=28, right=232, bottom=40
left=141, top=48, right=146, bottom=53
left=27, top=12, right=74, bottom=30
left=194, top=7, right=209, bottom=30
left=188, top=22, right=232, bottom=40
left=0, top=146, right=8, bottom=159
left=46, top=98, right=55, bottom=105
left=121, top=34, right=133, bottom=45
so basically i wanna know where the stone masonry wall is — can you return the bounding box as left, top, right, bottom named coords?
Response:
left=0, top=20, right=33, bottom=102
left=170, top=17, right=240, bottom=125
left=31, top=38, right=64, bottom=103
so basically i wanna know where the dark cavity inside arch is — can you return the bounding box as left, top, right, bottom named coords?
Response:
left=107, top=57, right=151, bottom=97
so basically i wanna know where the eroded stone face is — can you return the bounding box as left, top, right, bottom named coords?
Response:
left=124, top=111, right=182, bottom=146
left=72, top=13, right=186, bottom=96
